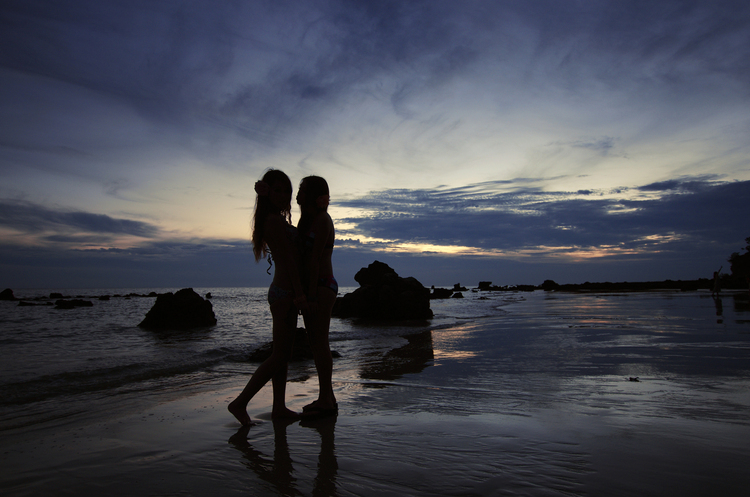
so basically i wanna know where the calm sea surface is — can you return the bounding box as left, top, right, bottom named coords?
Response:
left=1, top=287, right=749, bottom=495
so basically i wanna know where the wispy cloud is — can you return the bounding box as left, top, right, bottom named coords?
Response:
left=0, top=200, right=159, bottom=239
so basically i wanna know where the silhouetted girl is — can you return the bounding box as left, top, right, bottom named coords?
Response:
left=296, top=175, right=338, bottom=418
left=228, top=169, right=308, bottom=425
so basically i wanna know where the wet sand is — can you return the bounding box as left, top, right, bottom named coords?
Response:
left=3, top=376, right=749, bottom=496
left=2, top=291, right=750, bottom=496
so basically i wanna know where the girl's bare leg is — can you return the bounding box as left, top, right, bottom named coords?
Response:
left=228, top=299, right=297, bottom=425
left=272, top=363, right=300, bottom=419
left=305, top=287, right=337, bottom=410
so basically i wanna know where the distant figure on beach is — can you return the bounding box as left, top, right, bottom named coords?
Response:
left=228, top=169, right=309, bottom=426
left=711, top=269, right=722, bottom=297
left=297, top=175, right=338, bottom=419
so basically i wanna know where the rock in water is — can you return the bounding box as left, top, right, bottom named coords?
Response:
left=0, top=288, right=16, bottom=301
left=138, top=288, right=217, bottom=330
left=332, top=261, right=433, bottom=320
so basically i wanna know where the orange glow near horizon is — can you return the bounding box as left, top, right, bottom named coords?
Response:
left=333, top=231, right=685, bottom=263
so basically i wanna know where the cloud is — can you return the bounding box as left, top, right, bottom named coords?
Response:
left=335, top=178, right=750, bottom=255
left=0, top=200, right=159, bottom=238
left=1, top=177, right=747, bottom=288
left=1, top=1, right=749, bottom=288
left=569, top=137, right=616, bottom=156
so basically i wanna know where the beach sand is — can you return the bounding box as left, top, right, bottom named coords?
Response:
left=2, top=291, right=750, bottom=496
left=4, top=377, right=749, bottom=496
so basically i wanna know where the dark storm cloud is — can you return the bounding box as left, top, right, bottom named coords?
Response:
left=337, top=178, right=750, bottom=253
left=0, top=200, right=159, bottom=238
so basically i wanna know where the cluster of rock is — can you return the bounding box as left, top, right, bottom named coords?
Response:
left=539, top=279, right=723, bottom=292
left=430, top=283, right=471, bottom=299
left=426, top=278, right=719, bottom=295
left=3, top=287, right=216, bottom=330
left=429, top=281, right=536, bottom=299
left=332, top=261, right=433, bottom=320
left=138, top=288, right=217, bottom=330
left=1, top=288, right=170, bottom=308
left=2, top=288, right=97, bottom=308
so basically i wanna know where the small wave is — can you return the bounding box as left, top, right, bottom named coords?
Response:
left=0, top=347, right=242, bottom=407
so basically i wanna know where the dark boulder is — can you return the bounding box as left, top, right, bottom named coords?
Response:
left=332, top=261, right=433, bottom=320
left=430, top=287, right=453, bottom=299
left=138, top=288, right=217, bottom=330
left=0, top=288, right=16, bottom=301
left=452, top=292, right=464, bottom=298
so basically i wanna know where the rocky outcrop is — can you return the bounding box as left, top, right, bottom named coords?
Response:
left=0, top=288, right=16, bottom=301
left=138, top=288, right=217, bottom=330
left=332, top=261, right=433, bottom=320
left=430, top=287, right=454, bottom=299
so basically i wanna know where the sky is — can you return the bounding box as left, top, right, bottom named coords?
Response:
left=1, top=0, right=749, bottom=289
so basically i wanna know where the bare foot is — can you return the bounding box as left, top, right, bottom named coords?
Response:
left=272, top=407, right=300, bottom=420
left=228, top=399, right=252, bottom=426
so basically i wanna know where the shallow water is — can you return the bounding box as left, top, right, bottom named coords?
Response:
left=1, top=288, right=749, bottom=495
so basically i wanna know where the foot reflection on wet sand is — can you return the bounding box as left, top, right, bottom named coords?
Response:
left=229, top=416, right=338, bottom=496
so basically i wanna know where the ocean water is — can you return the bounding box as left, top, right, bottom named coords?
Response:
left=1, top=288, right=749, bottom=426
left=2, top=287, right=750, bottom=496
left=0, top=286, right=513, bottom=431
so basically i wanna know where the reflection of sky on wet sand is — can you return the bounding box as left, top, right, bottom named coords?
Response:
left=358, top=330, right=434, bottom=381
left=346, top=290, right=750, bottom=416
left=331, top=291, right=750, bottom=495
left=431, top=323, right=479, bottom=364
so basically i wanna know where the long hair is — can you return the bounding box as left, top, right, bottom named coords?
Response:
left=297, top=175, right=329, bottom=236
left=252, top=169, right=292, bottom=262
